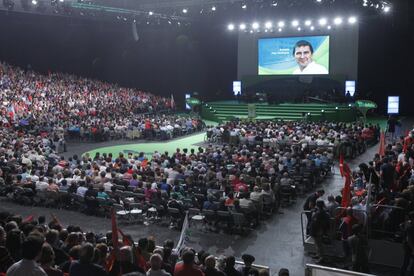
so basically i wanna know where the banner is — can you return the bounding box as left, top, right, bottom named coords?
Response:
left=174, top=212, right=190, bottom=254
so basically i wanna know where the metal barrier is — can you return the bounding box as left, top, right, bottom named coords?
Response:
left=368, top=204, right=405, bottom=240
left=305, top=264, right=375, bottom=276
left=301, top=205, right=406, bottom=268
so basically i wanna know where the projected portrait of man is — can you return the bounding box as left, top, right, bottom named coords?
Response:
left=292, top=40, right=328, bottom=75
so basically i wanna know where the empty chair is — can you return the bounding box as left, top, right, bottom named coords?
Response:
left=189, top=208, right=205, bottom=230
left=129, top=203, right=144, bottom=223
left=113, top=203, right=130, bottom=222
left=168, top=208, right=183, bottom=229
left=231, top=212, right=250, bottom=235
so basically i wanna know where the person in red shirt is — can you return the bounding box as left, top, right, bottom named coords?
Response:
left=234, top=178, right=248, bottom=193
left=174, top=249, right=204, bottom=276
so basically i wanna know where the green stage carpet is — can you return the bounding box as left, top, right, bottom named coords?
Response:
left=84, top=132, right=206, bottom=159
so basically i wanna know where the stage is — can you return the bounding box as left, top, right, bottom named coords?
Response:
left=201, top=101, right=357, bottom=122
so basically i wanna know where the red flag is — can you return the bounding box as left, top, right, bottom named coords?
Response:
left=111, top=208, right=119, bottom=249
left=106, top=208, right=119, bottom=272
left=341, top=172, right=352, bottom=207
left=118, top=228, right=131, bottom=246
left=118, top=229, right=147, bottom=271
left=378, top=131, right=386, bottom=157
left=339, top=154, right=344, bottom=177
left=23, top=215, right=34, bottom=223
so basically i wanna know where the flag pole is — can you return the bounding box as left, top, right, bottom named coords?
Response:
left=365, top=173, right=372, bottom=237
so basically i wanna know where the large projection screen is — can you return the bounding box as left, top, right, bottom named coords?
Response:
left=258, top=35, right=330, bottom=75
left=237, top=25, right=359, bottom=80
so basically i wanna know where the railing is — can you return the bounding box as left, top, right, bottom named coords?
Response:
left=305, top=264, right=375, bottom=276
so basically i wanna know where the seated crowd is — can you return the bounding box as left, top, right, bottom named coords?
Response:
left=303, top=130, right=414, bottom=274
left=0, top=212, right=288, bottom=276
left=0, top=119, right=378, bottom=235
left=0, top=61, right=203, bottom=143
left=207, top=120, right=380, bottom=159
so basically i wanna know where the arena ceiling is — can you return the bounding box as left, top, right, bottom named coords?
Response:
left=0, top=0, right=395, bottom=25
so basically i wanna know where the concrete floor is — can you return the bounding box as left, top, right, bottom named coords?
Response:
left=0, top=139, right=400, bottom=276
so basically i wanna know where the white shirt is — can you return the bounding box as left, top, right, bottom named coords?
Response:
left=36, top=181, right=49, bottom=191
left=7, top=259, right=47, bottom=276
left=293, top=61, right=328, bottom=75
left=76, top=186, right=88, bottom=197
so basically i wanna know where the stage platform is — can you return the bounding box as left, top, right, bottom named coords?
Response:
left=201, top=101, right=357, bottom=122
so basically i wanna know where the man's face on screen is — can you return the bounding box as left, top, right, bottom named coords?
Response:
left=294, top=45, right=313, bottom=68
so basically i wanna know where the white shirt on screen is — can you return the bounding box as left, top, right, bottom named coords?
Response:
left=293, top=61, right=328, bottom=75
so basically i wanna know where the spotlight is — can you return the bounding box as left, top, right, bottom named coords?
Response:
left=327, top=25, right=331, bottom=30
left=227, top=24, right=235, bottom=31
left=316, top=0, right=322, bottom=2
left=297, top=27, right=301, bottom=31
left=348, top=16, right=357, bottom=24
left=31, top=0, right=37, bottom=4
left=149, top=11, right=153, bottom=15
left=252, top=22, right=259, bottom=29
left=383, top=6, right=391, bottom=13
left=239, top=23, right=246, bottom=30
left=182, top=8, right=187, bottom=14
left=241, top=4, right=247, bottom=9
left=305, top=20, right=312, bottom=26
left=291, top=20, right=299, bottom=27
left=334, top=17, right=343, bottom=25
left=318, top=18, right=327, bottom=26
left=278, top=21, right=285, bottom=27
left=58, top=0, right=63, bottom=2
left=310, top=26, right=315, bottom=31
left=271, top=1, right=277, bottom=7
left=278, top=28, right=282, bottom=32
left=211, top=6, right=216, bottom=11
left=265, top=21, right=272, bottom=28
left=250, top=30, right=253, bottom=33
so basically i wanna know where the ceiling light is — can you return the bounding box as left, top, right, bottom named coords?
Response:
left=319, top=18, right=327, bottom=26
left=252, top=22, right=259, bottom=29
left=182, top=8, right=188, bottom=14
left=348, top=16, right=357, bottom=24
left=228, top=24, right=235, bottom=31
left=239, top=23, right=246, bottom=30
left=334, top=17, right=343, bottom=25
left=278, top=21, right=285, bottom=27
left=291, top=20, right=299, bottom=27
left=265, top=21, right=272, bottom=28
left=305, top=20, right=312, bottom=26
